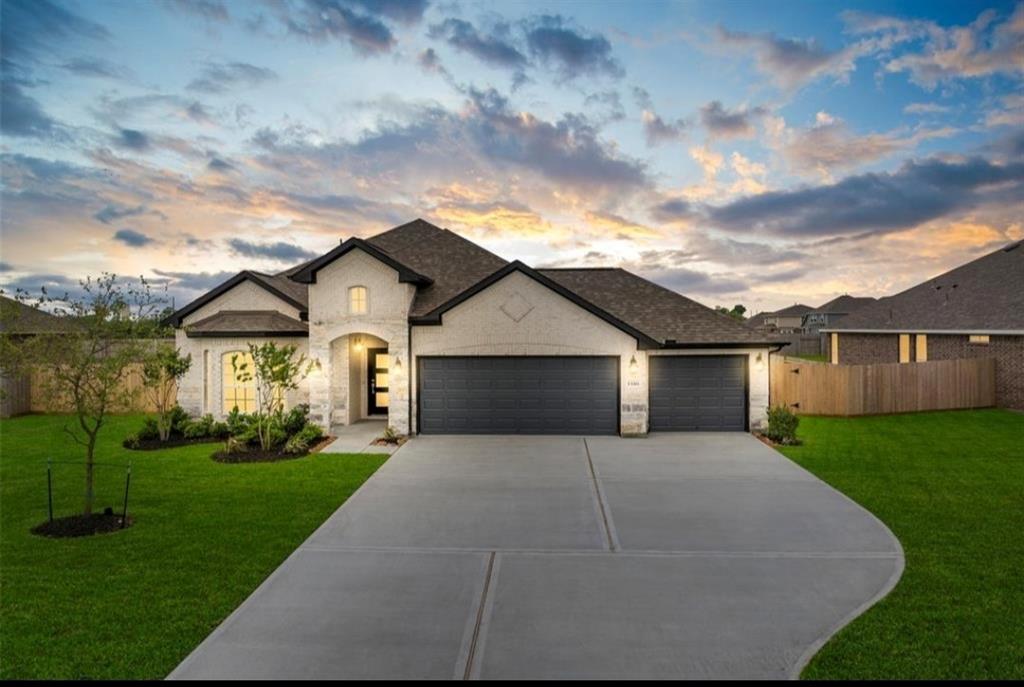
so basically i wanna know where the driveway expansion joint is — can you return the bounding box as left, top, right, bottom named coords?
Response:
left=583, top=437, right=619, bottom=552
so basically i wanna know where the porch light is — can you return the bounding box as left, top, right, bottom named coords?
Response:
left=755, top=352, right=764, bottom=369
left=628, top=355, right=638, bottom=370
left=393, top=355, right=402, bottom=370
left=353, top=335, right=363, bottom=352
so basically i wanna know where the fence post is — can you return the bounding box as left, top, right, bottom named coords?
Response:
left=121, top=463, right=132, bottom=528
left=47, top=458, right=54, bottom=523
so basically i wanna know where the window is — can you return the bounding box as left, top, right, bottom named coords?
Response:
left=899, top=334, right=911, bottom=363
left=969, top=334, right=990, bottom=345
left=915, top=334, right=928, bottom=362
left=830, top=333, right=839, bottom=365
left=223, top=351, right=256, bottom=413
left=349, top=286, right=368, bottom=315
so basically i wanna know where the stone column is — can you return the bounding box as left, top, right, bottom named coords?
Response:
left=620, top=350, right=649, bottom=436
left=307, top=325, right=332, bottom=431
left=386, top=327, right=411, bottom=435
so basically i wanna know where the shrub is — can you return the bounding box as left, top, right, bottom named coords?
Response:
left=182, top=414, right=216, bottom=439
left=282, top=404, right=310, bottom=436
left=379, top=425, right=402, bottom=444
left=209, top=421, right=230, bottom=440
left=764, top=405, right=800, bottom=445
left=169, top=405, right=190, bottom=434
left=137, top=418, right=160, bottom=441
left=123, top=433, right=140, bottom=449
left=284, top=422, right=324, bottom=455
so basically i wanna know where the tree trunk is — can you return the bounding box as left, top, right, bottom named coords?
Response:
left=83, top=434, right=97, bottom=516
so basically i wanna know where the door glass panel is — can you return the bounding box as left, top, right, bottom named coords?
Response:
left=375, top=354, right=390, bottom=369
left=375, top=392, right=389, bottom=408
left=375, top=372, right=388, bottom=388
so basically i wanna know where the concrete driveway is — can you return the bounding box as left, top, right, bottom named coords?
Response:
left=170, top=434, right=903, bottom=680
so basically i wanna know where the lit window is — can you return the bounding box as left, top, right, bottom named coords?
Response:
left=915, top=334, right=928, bottom=362
left=899, top=334, right=911, bottom=363
left=223, top=351, right=256, bottom=413
left=349, top=286, right=368, bottom=315
left=969, top=334, right=990, bottom=345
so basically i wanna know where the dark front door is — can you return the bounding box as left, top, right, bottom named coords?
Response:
left=417, top=356, right=619, bottom=435
left=648, top=355, right=747, bottom=431
left=368, top=348, right=389, bottom=416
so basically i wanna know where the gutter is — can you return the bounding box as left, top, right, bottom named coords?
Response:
left=822, top=328, right=1024, bottom=335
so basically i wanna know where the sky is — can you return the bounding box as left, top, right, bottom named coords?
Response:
left=1, top=0, right=1022, bottom=315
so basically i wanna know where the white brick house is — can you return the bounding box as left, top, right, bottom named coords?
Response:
left=167, top=220, right=782, bottom=435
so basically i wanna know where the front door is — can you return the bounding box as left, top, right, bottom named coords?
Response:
left=367, top=348, right=389, bottom=416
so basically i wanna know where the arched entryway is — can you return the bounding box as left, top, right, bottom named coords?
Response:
left=327, top=332, right=390, bottom=428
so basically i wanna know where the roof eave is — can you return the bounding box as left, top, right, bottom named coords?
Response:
left=184, top=330, right=309, bottom=338
left=163, top=271, right=308, bottom=328
left=290, top=237, right=433, bottom=286
left=823, top=328, right=1024, bottom=335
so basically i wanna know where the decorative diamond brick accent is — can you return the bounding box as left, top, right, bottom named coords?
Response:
left=499, top=291, right=534, bottom=322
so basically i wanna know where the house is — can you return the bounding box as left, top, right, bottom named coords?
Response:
left=824, top=240, right=1024, bottom=409
left=802, top=295, right=876, bottom=335
left=165, top=219, right=783, bottom=435
left=748, top=304, right=813, bottom=334
left=0, top=295, right=62, bottom=417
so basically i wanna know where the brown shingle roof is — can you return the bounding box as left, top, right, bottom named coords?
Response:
left=184, top=310, right=308, bottom=337
left=366, top=219, right=508, bottom=316
left=0, top=295, right=65, bottom=334
left=813, top=295, right=876, bottom=314
left=539, top=268, right=778, bottom=346
left=831, top=240, right=1024, bottom=331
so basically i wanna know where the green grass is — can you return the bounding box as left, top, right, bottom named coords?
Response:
left=778, top=409, right=1024, bottom=680
left=790, top=353, right=827, bottom=362
left=0, top=414, right=387, bottom=680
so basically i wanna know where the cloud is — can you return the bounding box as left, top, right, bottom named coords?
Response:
left=1, top=0, right=109, bottom=64
left=584, top=90, right=625, bottom=122
left=115, top=128, right=151, bottom=151
left=649, top=198, right=695, bottom=223
left=161, top=0, right=229, bottom=22
left=187, top=61, right=278, bottom=93
left=628, top=252, right=749, bottom=295
left=582, top=210, right=660, bottom=239
left=151, top=269, right=237, bottom=297
left=903, top=102, right=951, bottom=115
left=771, top=111, right=957, bottom=178
left=60, top=56, right=134, bottom=80
left=277, top=0, right=425, bottom=55
left=428, top=18, right=527, bottom=72
left=0, top=78, right=59, bottom=138
left=641, top=110, right=687, bottom=146
left=227, top=238, right=318, bottom=262
left=94, top=204, right=164, bottom=224
left=845, top=4, right=1024, bottom=89
left=699, top=100, right=766, bottom=139
left=983, top=94, right=1024, bottom=129
left=715, top=25, right=859, bottom=90
left=708, top=155, right=1024, bottom=238
left=113, top=228, right=156, bottom=247
left=523, top=14, right=623, bottom=80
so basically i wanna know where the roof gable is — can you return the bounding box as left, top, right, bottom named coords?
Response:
left=290, top=236, right=433, bottom=286
left=164, top=271, right=308, bottom=327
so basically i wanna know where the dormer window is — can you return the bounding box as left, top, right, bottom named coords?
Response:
left=349, top=286, right=368, bottom=315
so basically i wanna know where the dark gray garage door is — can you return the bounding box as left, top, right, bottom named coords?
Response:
left=649, top=356, right=747, bottom=431
left=418, top=357, right=618, bottom=435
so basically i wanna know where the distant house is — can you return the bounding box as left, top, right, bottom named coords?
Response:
left=825, top=240, right=1024, bottom=409
left=748, top=304, right=813, bottom=334
left=0, top=295, right=62, bottom=417
left=802, top=295, right=876, bottom=335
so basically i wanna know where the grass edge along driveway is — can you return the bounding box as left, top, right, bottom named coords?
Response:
left=778, top=409, right=1024, bottom=680
left=0, top=413, right=387, bottom=680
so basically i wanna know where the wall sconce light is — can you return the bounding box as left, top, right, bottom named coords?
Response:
left=353, top=335, right=363, bottom=352
left=755, top=352, right=764, bottom=369
left=394, top=355, right=402, bottom=371
left=628, top=355, right=638, bottom=370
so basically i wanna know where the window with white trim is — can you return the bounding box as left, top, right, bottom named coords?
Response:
left=349, top=286, right=368, bottom=315
left=969, top=334, right=990, bottom=345
left=223, top=351, right=256, bottom=413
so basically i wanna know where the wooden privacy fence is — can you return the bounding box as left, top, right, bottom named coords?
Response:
left=770, top=355, right=995, bottom=416
left=28, top=364, right=177, bottom=414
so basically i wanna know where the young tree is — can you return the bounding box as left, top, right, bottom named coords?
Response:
left=0, top=275, right=167, bottom=516
left=232, top=342, right=313, bottom=451
left=142, top=345, right=192, bottom=441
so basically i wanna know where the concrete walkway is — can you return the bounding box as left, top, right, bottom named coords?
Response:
left=170, top=433, right=903, bottom=680
left=320, top=419, right=400, bottom=455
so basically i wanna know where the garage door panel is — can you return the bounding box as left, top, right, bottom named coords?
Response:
left=419, top=357, right=618, bottom=435
left=649, top=356, right=746, bottom=432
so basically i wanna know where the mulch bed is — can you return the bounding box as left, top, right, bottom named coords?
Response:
left=371, top=436, right=408, bottom=448
left=124, top=436, right=224, bottom=451
left=32, top=513, right=133, bottom=538
left=210, top=436, right=335, bottom=464
left=753, top=432, right=801, bottom=448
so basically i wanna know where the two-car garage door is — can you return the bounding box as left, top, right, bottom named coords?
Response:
left=418, top=357, right=618, bottom=435
left=417, top=354, right=748, bottom=434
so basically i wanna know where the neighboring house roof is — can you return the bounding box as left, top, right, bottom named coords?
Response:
left=828, top=240, right=1024, bottom=332
left=168, top=218, right=785, bottom=348
left=770, top=304, right=814, bottom=317
left=811, top=295, right=876, bottom=315
left=184, top=310, right=308, bottom=338
left=539, top=268, right=776, bottom=347
left=0, top=295, right=65, bottom=334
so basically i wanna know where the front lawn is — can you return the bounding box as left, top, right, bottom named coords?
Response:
left=779, top=409, right=1024, bottom=680
left=0, top=414, right=387, bottom=680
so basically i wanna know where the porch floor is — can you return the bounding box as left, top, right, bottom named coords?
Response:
left=322, top=419, right=396, bottom=454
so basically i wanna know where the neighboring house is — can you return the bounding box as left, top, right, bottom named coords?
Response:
left=165, top=219, right=783, bottom=435
left=824, top=240, right=1024, bottom=409
left=0, top=295, right=62, bottom=417
left=802, top=295, right=877, bottom=335
left=748, top=304, right=813, bottom=334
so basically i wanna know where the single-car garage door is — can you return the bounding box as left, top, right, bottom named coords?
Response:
left=418, top=356, right=618, bottom=435
left=649, top=355, right=747, bottom=431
